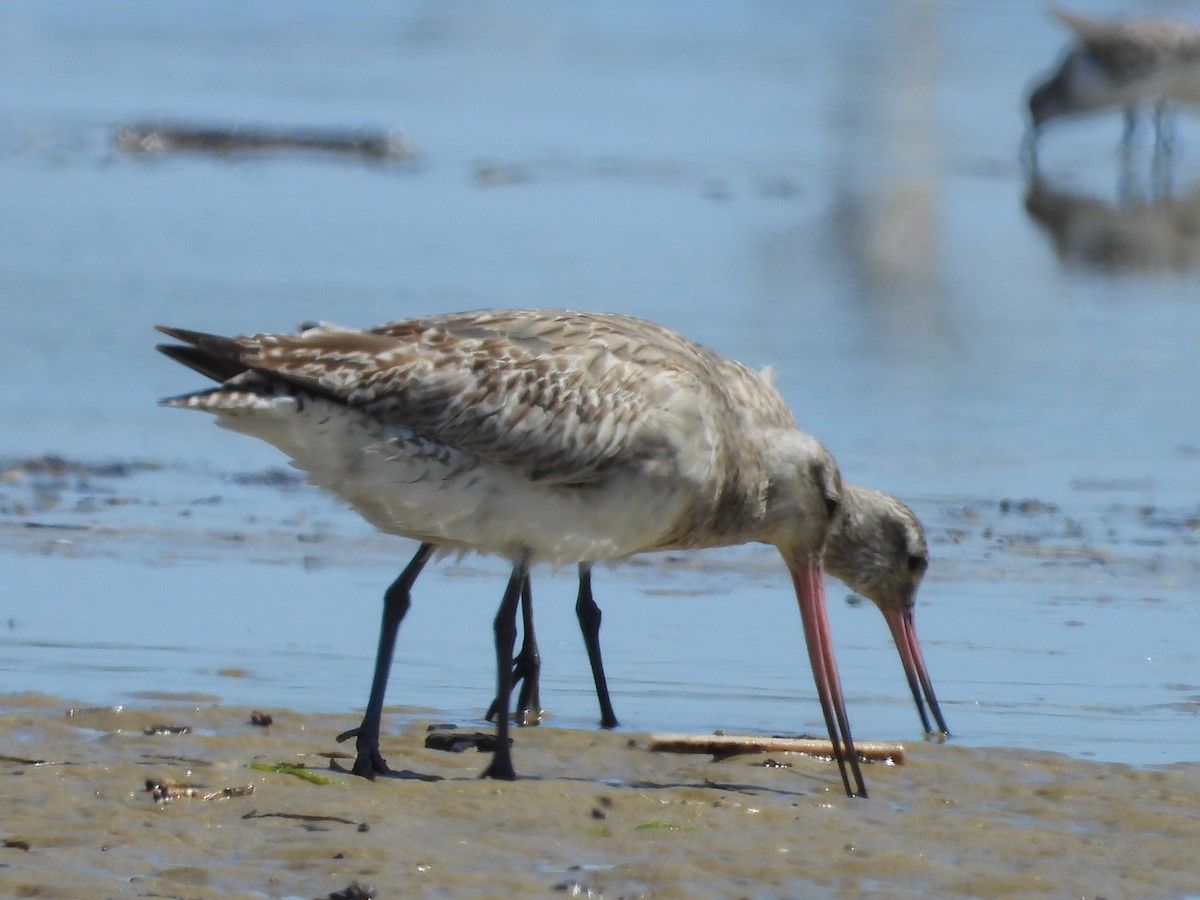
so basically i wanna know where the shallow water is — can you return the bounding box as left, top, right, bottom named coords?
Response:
left=4, top=457, right=1199, bottom=770
left=4, top=2, right=1200, bottom=895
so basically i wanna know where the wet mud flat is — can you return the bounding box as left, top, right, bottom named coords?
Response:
left=2, top=697, right=1200, bottom=899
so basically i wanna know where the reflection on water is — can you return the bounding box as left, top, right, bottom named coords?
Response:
left=1024, top=166, right=1200, bottom=272
left=1018, top=6, right=1200, bottom=274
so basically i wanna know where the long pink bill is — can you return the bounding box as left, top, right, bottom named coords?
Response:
left=883, top=606, right=950, bottom=739
left=791, top=558, right=867, bottom=799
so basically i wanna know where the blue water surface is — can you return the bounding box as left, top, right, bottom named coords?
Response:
left=2, top=1, right=1199, bottom=766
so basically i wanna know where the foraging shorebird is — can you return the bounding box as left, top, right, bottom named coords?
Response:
left=1028, top=8, right=1200, bottom=152
left=495, top=484, right=949, bottom=740
left=157, top=310, right=869, bottom=797
left=823, top=485, right=948, bottom=738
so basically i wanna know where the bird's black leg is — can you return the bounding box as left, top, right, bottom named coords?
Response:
left=485, top=573, right=542, bottom=726
left=336, top=542, right=434, bottom=778
left=513, top=573, right=542, bottom=724
left=576, top=563, right=618, bottom=729
left=481, top=557, right=528, bottom=780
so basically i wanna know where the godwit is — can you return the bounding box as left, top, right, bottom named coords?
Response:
left=823, top=485, right=948, bottom=738
left=492, top=484, right=949, bottom=740
left=156, top=310, right=868, bottom=796
left=1027, top=8, right=1200, bottom=153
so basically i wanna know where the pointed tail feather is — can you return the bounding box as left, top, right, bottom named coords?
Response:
left=155, top=325, right=252, bottom=384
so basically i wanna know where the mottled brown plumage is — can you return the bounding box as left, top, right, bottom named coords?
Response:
left=159, top=311, right=820, bottom=560
left=156, top=309, right=866, bottom=795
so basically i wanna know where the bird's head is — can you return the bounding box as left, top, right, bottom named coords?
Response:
left=823, top=484, right=928, bottom=614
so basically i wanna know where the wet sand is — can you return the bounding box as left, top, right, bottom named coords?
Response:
left=2, top=695, right=1199, bottom=899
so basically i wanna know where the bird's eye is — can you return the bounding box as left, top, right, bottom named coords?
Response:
left=907, top=554, right=927, bottom=573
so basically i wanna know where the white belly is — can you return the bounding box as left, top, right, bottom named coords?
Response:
left=213, top=395, right=691, bottom=564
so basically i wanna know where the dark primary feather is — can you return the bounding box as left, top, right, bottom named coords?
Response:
left=155, top=343, right=247, bottom=385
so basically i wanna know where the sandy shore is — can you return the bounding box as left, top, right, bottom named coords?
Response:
left=2, top=695, right=1199, bottom=899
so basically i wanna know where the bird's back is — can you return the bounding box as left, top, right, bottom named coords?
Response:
left=1056, top=8, right=1200, bottom=93
left=159, top=309, right=802, bottom=561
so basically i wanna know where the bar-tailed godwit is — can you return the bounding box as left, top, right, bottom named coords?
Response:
left=157, top=309, right=867, bottom=796
left=1028, top=8, right=1200, bottom=151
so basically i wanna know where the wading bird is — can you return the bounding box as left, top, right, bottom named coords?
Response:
left=1028, top=8, right=1200, bottom=154
left=157, top=310, right=867, bottom=796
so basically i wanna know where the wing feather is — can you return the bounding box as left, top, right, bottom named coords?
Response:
left=158, top=311, right=727, bottom=485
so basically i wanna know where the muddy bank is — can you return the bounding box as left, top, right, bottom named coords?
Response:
left=1, top=696, right=1198, bottom=898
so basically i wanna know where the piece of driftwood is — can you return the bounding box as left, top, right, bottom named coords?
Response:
left=645, top=733, right=905, bottom=765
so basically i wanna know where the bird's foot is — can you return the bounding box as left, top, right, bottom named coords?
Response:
left=480, top=757, right=518, bottom=780
left=334, top=725, right=390, bottom=779
left=334, top=725, right=442, bottom=781
left=478, top=730, right=518, bottom=780
left=515, top=705, right=545, bottom=727
left=352, top=750, right=392, bottom=780
left=484, top=661, right=545, bottom=726
left=514, top=678, right=542, bottom=726
left=484, top=700, right=546, bottom=726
